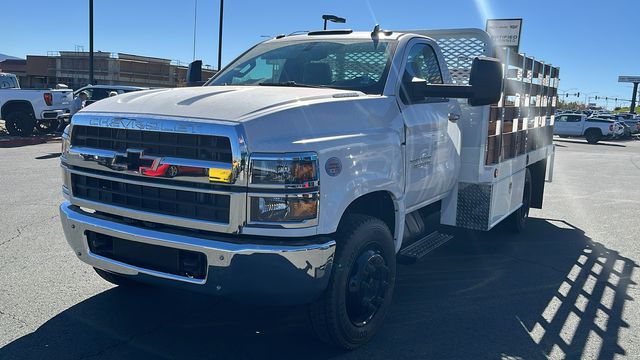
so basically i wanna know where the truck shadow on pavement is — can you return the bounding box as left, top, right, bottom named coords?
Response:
left=554, top=138, right=628, bottom=148
left=1, top=218, right=637, bottom=360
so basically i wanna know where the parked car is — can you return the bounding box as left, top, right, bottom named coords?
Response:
left=74, top=85, right=148, bottom=106
left=611, top=114, right=640, bottom=134
left=0, top=73, right=73, bottom=136
left=554, top=113, right=621, bottom=143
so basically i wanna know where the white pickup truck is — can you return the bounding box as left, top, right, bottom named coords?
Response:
left=59, top=28, right=558, bottom=349
left=553, top=113, right=623, bottom=143
left=0, top=73, right=72, bottom=136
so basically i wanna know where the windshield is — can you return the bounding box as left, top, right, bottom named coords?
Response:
left=209, top=39, right=396, bottom=94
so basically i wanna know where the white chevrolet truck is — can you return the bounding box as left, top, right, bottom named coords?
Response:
left=59, top=28, right=558, bottom=349
left=553, top=113, right=623, bottom=143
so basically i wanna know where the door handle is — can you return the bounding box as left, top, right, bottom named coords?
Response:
left=448, top=113, right=460, bottom=122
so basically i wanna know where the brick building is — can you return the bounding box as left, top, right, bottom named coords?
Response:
left=0, top=51, right=216, bottom=89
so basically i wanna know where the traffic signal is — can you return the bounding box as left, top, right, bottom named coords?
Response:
left=595, top=96, right=599, bottom=100
left=576, top=92, right=580, bottom=97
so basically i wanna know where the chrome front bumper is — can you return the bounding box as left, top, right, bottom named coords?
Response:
left=60, top=202, right=336, bottom=304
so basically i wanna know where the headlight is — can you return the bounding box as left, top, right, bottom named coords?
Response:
left=250, top=194, right=319, bottom=222
left=248, top=152, right=319, bottom=225
left=250, top=152, right=318, bottom=187
left=61, top=125, right=71, bottom=154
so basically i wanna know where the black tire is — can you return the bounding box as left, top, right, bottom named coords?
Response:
left=507, top=169, right=532, bottom=233
left=584, top=129, right=601, bottom=144
left=94, top=267, right=136, bottom=287
left=166, top=165, right=179, bottom=178
left=4, top=110, right=35, bottom=137
left=309, top=214, right=396, bottom=350
left=35, top=118, right=60, bottom=134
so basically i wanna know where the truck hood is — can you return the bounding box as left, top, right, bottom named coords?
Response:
left=80, top=86, right=365, bottom=122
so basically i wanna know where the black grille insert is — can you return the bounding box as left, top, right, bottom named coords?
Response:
left=71, top=174, right=230, bottom=223
left=71, top=125, right=233, bottom=163
left=87, top=231, right=207, bottom=279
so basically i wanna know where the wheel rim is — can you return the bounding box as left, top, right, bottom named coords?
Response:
left=167, top=166, right=178, bottom=177
left=36, top=120, right=57, bottom=133
left=345, top=245, right=390, bottom=327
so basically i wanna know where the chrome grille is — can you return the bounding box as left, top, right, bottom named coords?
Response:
left=71, top=173, right=230, bottom=223
left=71, top=125, right=233, bottom=163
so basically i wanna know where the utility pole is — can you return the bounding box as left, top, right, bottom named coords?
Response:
left=630, top=82, right=638, bottom=114
left=217, top=0, right=224, bottom=71
left=89, top=0, right=94, bottom=85
left=192, top=0, right=198, bottom=61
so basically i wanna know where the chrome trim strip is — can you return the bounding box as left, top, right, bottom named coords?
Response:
left=63, top=163, right=236, bottom=196
left=66, top=147, right=236, bottom=185
left=88, top=251, right=206, bottom=285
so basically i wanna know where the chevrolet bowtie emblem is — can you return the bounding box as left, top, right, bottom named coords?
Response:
left=111, top=149, right=157, bottom=172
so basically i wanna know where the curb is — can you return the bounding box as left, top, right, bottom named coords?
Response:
left=0, top=135, right=61, bottom=148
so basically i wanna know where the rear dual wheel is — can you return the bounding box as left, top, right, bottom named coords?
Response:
left=507, top=168, right=531, bottom=233
left=585, top=129, right=601, bottom=144
left=309, top=214, right=396, bottom=350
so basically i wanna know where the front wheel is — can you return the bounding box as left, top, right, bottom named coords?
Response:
left=309, top=214, right=396, bottom=350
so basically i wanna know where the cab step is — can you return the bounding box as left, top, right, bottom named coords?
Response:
left=398, top=231, right=454, bottom=264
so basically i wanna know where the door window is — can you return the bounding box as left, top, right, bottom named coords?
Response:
left=400, top=43, right=444, bottom=104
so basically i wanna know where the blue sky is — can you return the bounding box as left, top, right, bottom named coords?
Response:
left=3, top=0, right=639, bottom=108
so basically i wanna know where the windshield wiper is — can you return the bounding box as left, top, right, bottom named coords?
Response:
left=258, top=81, right=328, bottom=89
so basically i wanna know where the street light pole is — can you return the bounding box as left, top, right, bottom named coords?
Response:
left=89, top=0, right=94, bottom=85
left=217, top=0, right=224, bottom=71
left=630, top=82, right=638, bottom=114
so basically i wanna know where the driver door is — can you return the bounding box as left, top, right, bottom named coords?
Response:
left=398, top=39, right=461, bottom=210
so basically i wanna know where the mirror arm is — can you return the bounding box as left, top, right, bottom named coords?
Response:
left=422, top=84, right=476, bottom=99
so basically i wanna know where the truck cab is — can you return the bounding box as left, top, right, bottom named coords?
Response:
left=59, top=28, right=558, bottom=349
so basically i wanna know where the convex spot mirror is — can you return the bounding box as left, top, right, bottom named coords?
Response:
left=410, top=56, right=503, bottom=106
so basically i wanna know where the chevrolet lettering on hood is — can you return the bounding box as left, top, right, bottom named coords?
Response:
left=88, top=117, right=202, bottom=133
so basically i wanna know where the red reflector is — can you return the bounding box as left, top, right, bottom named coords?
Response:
left=44, top=93, right=53, bottom=106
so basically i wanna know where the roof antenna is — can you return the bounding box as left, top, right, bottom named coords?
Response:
left=371, top=24, right=392, bottom=38
left=371, top=24, right=380, bottom=38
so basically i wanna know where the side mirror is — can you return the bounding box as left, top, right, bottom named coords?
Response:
left=467, top=56, right=502, bottom=106
left=417, top=56, right=503, bottom=106
left=187, top=60, right=203, bottom=87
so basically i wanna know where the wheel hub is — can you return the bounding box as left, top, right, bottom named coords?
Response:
left=346, top=247, right=390, bottom=327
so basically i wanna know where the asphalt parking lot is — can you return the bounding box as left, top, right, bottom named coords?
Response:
left=0, top=137, right=639, bottom=360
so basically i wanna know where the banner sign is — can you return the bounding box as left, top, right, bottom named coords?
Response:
left=618, top=76, right=640, bottom=83
left=486, top=18, right=523, bottom=52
